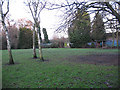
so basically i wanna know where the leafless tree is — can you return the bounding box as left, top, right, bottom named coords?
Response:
left=25, top=0, right=46, bottom=61
left=0, top=0, right=14, bottom=64
left=46, top=1, right=120, bottom=33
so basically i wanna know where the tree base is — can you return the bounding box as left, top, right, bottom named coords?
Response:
left=33, top=55, right=37, bottom=59
left=40, top=57, right=44, bottom=61
left=9, top=60, right=14, bottom=64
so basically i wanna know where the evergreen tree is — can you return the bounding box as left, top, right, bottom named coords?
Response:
left=42, top=28, right=49, bottom=43
left=68, top=10, right=91, bottom=48
left=91, top=13, right=106, bottom=42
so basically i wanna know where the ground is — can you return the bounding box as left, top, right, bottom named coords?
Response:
left=2, top=48, right=119, bottom=88
left=66, top=53, right=119, bottom=66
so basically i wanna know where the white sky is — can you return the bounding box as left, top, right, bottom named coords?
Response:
left=8, top=0, right=94, bottom=40
left=8, top=0, right=69, bottom=40
left=2, top=0, right=117, bottom=39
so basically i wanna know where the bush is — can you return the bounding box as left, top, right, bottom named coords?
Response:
left=51, top=43, right=59, bottom=48
left=18, top=27, right=33, bottom=49
left=91, top=42, right=96, bottom=48
left=41, top=43, right=52, bottom=48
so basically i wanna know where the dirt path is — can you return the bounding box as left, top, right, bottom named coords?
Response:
left=66, top=53, right=119, bottom=66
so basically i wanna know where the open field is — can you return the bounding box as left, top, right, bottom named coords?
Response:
left=2, top=48, right=119, bottom=88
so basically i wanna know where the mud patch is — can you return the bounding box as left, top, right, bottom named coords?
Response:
left=66, top=53, right=119, bottom=66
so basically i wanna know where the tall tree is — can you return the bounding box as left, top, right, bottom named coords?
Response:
left=68, top=10, right=91, bottom=48
left=91, top=12, right=106, bottom=43
left=26, top=0, right=46, bottom=61
left=0, top=0, right=14, bottom=64
left=42, top=28, right=49, bottom=43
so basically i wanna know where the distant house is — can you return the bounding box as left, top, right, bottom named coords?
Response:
left=105, top=32, right=120, bottom=47
left=105, top=40, right=120, bottom=47
left=87, top=32, right=120, bottom=47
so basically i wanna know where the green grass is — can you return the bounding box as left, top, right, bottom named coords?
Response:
left=2, top=48, right=119, bottom=88
left=0, top=50, right=2, bottom=89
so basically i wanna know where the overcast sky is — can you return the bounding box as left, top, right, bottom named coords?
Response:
left=2, top=0, right=116, bottom=39
left=7, top=0, right=69, bottom=40
left=8, top=0, right=95, bottom=40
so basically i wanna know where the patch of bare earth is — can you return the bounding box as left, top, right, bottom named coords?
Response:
left=66, top=53, right=119, bottom=66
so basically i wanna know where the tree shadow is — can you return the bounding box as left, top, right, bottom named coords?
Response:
left=4, top=62, right=20, bottom=66
left=31, top=57, right=49, bottom=62
left=36, top=59, right=49, bottom=63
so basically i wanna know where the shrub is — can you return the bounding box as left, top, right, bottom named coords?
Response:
left=91, top=42, right=96, bottom=48
left=18, top=27, right=33, bottom=49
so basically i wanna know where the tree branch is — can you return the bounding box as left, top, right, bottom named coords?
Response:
left=105, top=2, right=120, bottom=24
left=28, top=2, right=36, bottom=22
left=4, top=0, right=9, bottom=17
left=37, top=1, right=46, bottom=18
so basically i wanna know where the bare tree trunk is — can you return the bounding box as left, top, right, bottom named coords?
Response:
left=36, top=26, right=44, bottom=61
left=0, top=0, right=14, bottom=64
left=26, top=0, right=46, bottom=61
left=33, top=24, right=37, bottom=58
left=2, top=22, right=14, bottom=64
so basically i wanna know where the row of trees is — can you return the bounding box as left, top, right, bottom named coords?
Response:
left=68, top=9, right=106, bottom=48
left=0, top=0, right=50, bottom=64
left=49, top=1, right=120, bottom=48
left=1, top=26, right=49, bottom=49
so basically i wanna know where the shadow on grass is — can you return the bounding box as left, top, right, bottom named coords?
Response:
left=4, top=62, right=20, bottom=66
left=31, top=57, right=49, bottom=62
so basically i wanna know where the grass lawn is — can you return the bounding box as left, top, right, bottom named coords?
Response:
left=2, top=48, right=119, bottom=88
